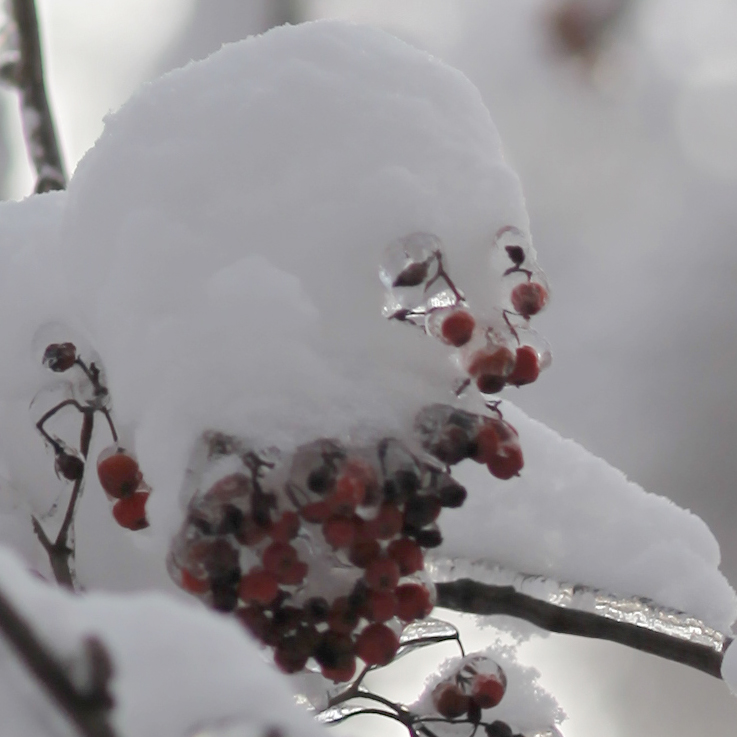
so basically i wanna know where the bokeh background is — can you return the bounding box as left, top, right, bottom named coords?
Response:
left=2, top=1, right=737, bottom=734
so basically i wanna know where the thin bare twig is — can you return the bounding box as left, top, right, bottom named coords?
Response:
left=0, top=583, right=117, bottom=737
left=9, top=0, right=65, bottom=192
left=435, top=579, right=731, bottom=679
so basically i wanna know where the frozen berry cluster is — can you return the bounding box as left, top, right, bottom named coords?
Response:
left=40, top=342, right=151, bottom=531
left=380, top=229, right=550, bottom=396
left=430, top=656, right=507, bottom=723
left=168, top=431, right=469, bottom=682
left=415, top=404, right=524, bottom=480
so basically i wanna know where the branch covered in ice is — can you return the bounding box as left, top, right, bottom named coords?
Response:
left=8, top=0, right=65, bottom=192
left=432, top=562, right=732, bottom=679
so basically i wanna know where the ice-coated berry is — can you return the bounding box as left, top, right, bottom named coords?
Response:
left=365, top=557, right=401, bottom=592
left=467, top=346, right=515, bottom=394
left=471, top=673, right=506, bottom=709
left=432, top=682, right=471, bottom=719
left=42, top=342, right=77, bottom=372
left=440, top=309, right=476, bottom=347
left=395, top=583, right=433, bottom=621
left=387, top=538, right=424, bottom=576
left=355, top=623, right=400, bottom=666
left=510, top=281, right=548, bottom=317
left=97, top=448, right=142, bottom=498
left=112, top=491, right=149, bottom=530
left=239, top=569, right=279, bottom=605
left=507, top=345, right=540, bottom=386
left=487, top=446, right=524, bottom=480
left=55, top=451, right=85, bottom=482
left=323, top=516, right=356, bottom=549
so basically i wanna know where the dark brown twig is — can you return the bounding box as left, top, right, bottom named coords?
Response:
left=9, top=0, right=66, bottom=192
left=0, top=583, right=117, bottom=737
left=435, top=579, right=731, bottom=679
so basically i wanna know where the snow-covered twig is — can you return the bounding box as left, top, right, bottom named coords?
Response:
left=0, top=584, right=117, bottom=737
left=435, top=578, right=732, bottom=678
left=9, top=0, right=65, bottom=192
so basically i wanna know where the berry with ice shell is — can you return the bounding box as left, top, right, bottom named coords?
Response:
left=361, top=590, right=397, bottom=622
left=471, top=671, right=506, bottom=709
left=112, top=490, right=149, bottom=530
left=97, top=446, right=143, bottom=499
left=510, top=281, right=548, bottom=318
left=439, top=308, right=476, bottom=347
left=488, top=444, right=524, bottom=480
left=355, top=623, right=400, bottom=666
left=466, top=346, right=516, bottom=395
left=42, top=342, right=77, bottom=372
left=387, top=537, right=424, bottom=576
left=432, top=682, right=471, bottom=719
left=54, top=448, right=85, bottom=481
left=395, top=583, right=433, bottom=621
left=365, top=503, right=403, bottom=540
left=180, top=568, right=210, bottom=595
left=268, top=510, right=300, bottom=543
left=328, top=597, right=361, bottom=634
left=365, top=556, right=401, bottom=592
left=239, top=569, right=280, bottom=605
left=507, top=345, right=540, bottom=386
left=322, top=515, right=356, bottom=549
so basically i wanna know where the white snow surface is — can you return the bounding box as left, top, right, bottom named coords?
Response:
left=438, top=403, right=737, bottom=631
left=0, top=19, right=732, bottom=635
left=0, top=548, right=326, bottom=737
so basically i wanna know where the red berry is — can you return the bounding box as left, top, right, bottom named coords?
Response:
left=239, top=569, right=279, bottom=605
left=180, top=568, right=209, bottom=595
left=269, top=511, right=300, bottom=542
left=467, top=347, right=515, bottom=394
left=97, top=449, right=142, bottom=498
left=236, top=514, right=269, bottom=546
left=507, top=346, right=540, bottom=386
left=440, top=310, right=476, bottom=347
left=300, top=500, right=331, bottom=523
left=235, top=605, right=271, bottom=641
left=362, top=590, right=397, bottom=622
left=323, top=516, right=356, bottom=549
left=395, top=584, right=433, bottom=622
left=321, top=657, right=357, bottom=683
left=365, top=504, right=403, bottom=540
left=328, top=597, right=360, bottom=634
left=355, top=623, right=400, bottom=666
left=511, top=281, right=548, bottom=317
left=471, top=673, right=506, bottom=709
left=42, top=342, right=77, bottom=372
left=112, top=491, right=149, bottom=530
left=432, top=682, right=471, bottom=719
left=365, top=557, right=401, bottom=592
left=278, top=560, right=308, bottom=586
left=387, top=538, right=424, bottom=576
left=349, top=539, right=382, bottom=568
left=472, top=422, right=500, bottom=464
left=487, top=445, right=524, bottom=479
left=262, top=542, right=298, bottom=576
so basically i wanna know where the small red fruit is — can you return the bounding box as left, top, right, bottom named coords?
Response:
left=467, top=347, right=515, bottom=394
left=328, top=597, right=360, bottom=634
left=269, top=511, right=300, bottom=542
left=507, top=345, right=540, bottom=386
left=349, top=539, right=382, bottom=568
left=112, top=491, right=149, bottom=530
left=440, top=310, right=476, bottom=347
left=238, top=569, right=279, bottom=605
left=97, top=449, right=142, bottom=499
left=365, top=557, right=401, bottom=592
left=487, top=445, right=524, bottom=480
left=321, top=657, right=357, bottom=683
left=323, top=516, right=356, bottom=549
left=387, top=538, right=424, bottom=576
left=510, top=281, right=548, bottom=317
left=42, top=342, right=77, bottom=372
left=278, top=560, right=308, bottom=586
left=262, top=542, right=299, bottom=577
left=472, top=422, right=499, bottom=464
left=471, top=673, right=506, bottom=709
left=365, top=504, right=403, bottom=540
left=395, top=583, right=433, bottom=621
left=180, top=568, right=209, bottom=595
left=362, top=590, right=397, bottom=622
left=355, top=623, right=400, bottom=666
left=300, top=500, right=331, bottom=523
left=432, top=682, right=471, bottom=719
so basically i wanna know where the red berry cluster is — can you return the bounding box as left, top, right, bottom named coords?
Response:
left=97, top=446, right=150, bottom=530
left=430, top=656, right=507, bottom=723
left=380, top=231, right=550, bottom=398
left=168, top=432, right=468, bottom=682
left=415, top=404, right=523, bottom=480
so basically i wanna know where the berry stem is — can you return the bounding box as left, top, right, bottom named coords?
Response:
left=35, top=398, right=86, bottom=449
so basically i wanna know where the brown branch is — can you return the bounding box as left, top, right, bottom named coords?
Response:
left=10, top=0, right=66, bottom=192
left=435, top=579, right=731, bottom=679
left=0, top=583, right=117, bottom=737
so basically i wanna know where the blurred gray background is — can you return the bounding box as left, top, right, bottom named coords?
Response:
left=2, top=1, right=737, bottom=734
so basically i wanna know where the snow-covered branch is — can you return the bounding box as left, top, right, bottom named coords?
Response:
left=435, top=578, right=732, bottom=679
left=8, top=0, right=65, bottom=192
left=0, top=583, right=117, bottom=737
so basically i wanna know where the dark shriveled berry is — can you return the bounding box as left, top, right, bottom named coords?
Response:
left=55, top=452, right=85, bottom=481
left=42, top=342, right=77, bottom=372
